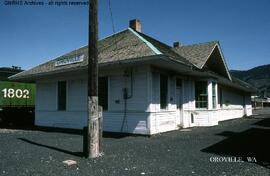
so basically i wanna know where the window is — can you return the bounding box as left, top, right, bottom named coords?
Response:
left=98, top=77, right=108, bottom=111
left=58, top=81, right=67, bottom=111
left=176, top=78, right=182, bottom=109
left=219, top=87, right=223, bottom=108
left=195, top=81, right=208, bottom=108
left=212, top=82, right=217, bottom=109
left=160, top=74, right=168, bottom=109
left=176, top=79, right=182, bottom=87
left=191, top=114, right=194, bottom=123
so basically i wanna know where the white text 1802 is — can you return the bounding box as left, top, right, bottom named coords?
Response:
left=1, top=88, right=30, bottom=99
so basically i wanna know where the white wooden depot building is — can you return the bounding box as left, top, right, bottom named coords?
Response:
left=10, top=19, right=254, bottom=135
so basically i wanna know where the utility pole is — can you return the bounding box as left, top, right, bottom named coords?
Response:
left=87, top=0, right=101, bottom=158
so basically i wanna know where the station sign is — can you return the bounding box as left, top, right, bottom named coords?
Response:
left=55, top=54, right=84, bottom=67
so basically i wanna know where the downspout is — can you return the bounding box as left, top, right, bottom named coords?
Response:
left=121, top=68, right=133, bottom=132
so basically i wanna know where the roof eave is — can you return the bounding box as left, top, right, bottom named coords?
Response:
left=9, top=54, right=199, bottom=82
left=9, top=55, right=166, bottom=81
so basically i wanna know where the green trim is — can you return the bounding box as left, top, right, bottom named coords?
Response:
left=128, top=28, right=162, bottom=55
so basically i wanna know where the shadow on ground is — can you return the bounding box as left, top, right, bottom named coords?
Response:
left=201, top=117, right=270, bottom=169
left=17, top=132, right=135, bottom=158
left=18, top=138, right=85, bottom=157
left=1, top=122, right=139, bottom=139
left=254, top=118, right=270, bottom=128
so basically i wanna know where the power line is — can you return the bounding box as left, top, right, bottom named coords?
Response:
left=108, top=0, right=116, bottom=35
left=108, top=0, right=118, bottom=52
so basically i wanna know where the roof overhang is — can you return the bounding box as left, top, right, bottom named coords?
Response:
left=8, top=55, right=209, bottom=81
left=217, top=76, right=256, bottom=92
left=9, top=55, right=254, bottom=93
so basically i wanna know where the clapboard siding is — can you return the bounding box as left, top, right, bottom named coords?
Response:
left=126, top=69, right=148, bottom=111
left=169, top=77, right=177, bottom=110
left=36, top=110, right=150, bottom=134
left=67, top=79, right=87, bottom=111
left=149, top=75, right=252, bottom=133
left=221, top=88, right=244, bottom=109
left=109, top=75, right=124, bottom=111
left=35, top=65, right=252, bottom=135
left=193, top=111, right=209, bottom=126
left=35, top=79, right=88, bottom=129
left=182, top=79, right=195, bottom=111
left=150, top=111, right=177, bottom=134
left=218, top=109, right=244, bottom=121
left=150, top=72, right=160, bottom=112
left=35, top=111, right=87, bottom=129
left=104, top=67, right=149, bottom=134
left=149, top=73, right=179, bottom=134
left=103, top=112, right=149, bottom=134
left=217, top=87, right=251, bottom=121
left=192, top=110, right=218, bottom=126
left=36, top=81, right=57, bottom=111
left=109, top=69, right=148, bottom=111
left=181, top=79, right=196, bottom=128
left=35, top=66, right=151, bottom=134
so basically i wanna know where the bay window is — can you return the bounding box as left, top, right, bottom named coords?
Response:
left=195, top=81, right=208, bottom=108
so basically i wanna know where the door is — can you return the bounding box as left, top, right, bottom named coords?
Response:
left=176, top=79, right=183, bottom=126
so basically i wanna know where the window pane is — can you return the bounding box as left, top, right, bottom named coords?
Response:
left=98, top=77, right=108, bottom=111
left=160, top=74, right=168, bottom=109
left=58, top=81, right=66, bottom=111
left=176, top=79, right=182, bottom=87
left=212, top=82, right=217, bottom=109
left=212, top=96, right=216, bottom=109
left=219, top=88, right=223, bottom=107
left=176, top=78, right=182, bottom=109
left=195, top=81, right=208, bottom=108
left=213, top=83, right=216, bottom=95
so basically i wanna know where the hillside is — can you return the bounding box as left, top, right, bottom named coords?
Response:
left=230, top=64, right=270, bottom=97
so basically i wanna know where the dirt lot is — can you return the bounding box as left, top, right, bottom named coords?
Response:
left=0, top=109, right=269, bottom=176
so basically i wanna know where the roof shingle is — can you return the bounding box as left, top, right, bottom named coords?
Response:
left=9, top=27, right=254, bottom=92
left=173, top=41, right=218, bottom=68
left=11, top=29, right=159, bottom=80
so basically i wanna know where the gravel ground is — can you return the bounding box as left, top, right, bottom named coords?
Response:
left=0, top=110, right=269, bottom=176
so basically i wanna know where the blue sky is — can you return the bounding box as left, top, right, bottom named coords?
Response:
left=0, top=0, right=269, bottom=70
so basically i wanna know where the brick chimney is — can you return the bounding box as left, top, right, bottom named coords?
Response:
left=129, top=19, right=141, bottom=32
left=173, top=42, right=181, bottom=48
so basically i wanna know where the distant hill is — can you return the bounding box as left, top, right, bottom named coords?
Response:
left=0, top=67, right=23, bottom=81
left=230, top=64, right=270, bottom=97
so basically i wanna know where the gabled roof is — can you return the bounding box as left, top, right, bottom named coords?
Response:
left=10, top=28, right=193, bottom=81
left=137, top=32, right=192, bottom=66
left=10, top=28, right=163, bottom=80
left=173, top=41, right=217, bottom=68
left=9, top=26, right=253, bottom=92
left=173, top=41, right=232, bottom=80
